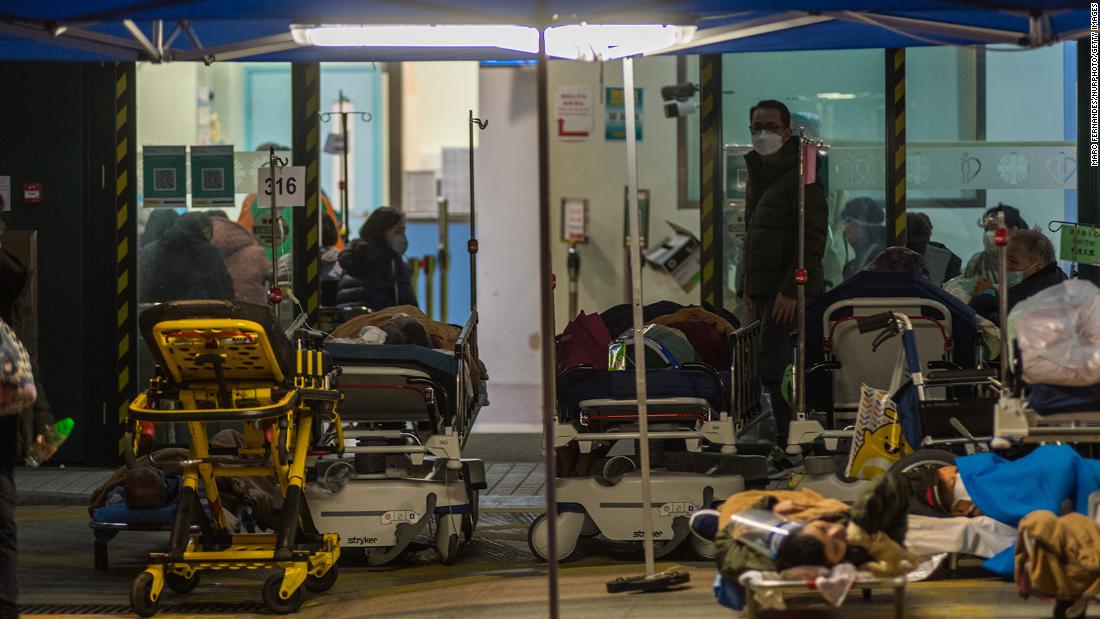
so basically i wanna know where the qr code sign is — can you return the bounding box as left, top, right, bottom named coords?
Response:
left=153, top=168, right=176, bottom=192
left=201, top=168, right=224, bottom=192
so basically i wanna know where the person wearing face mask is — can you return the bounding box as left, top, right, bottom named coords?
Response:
left=840, top=197, right=886, bottom=280
left=964, top=203, right=1029, bottom=286
left=969, top=229, right=1066, bottom=326
left=738, top=100, right=829, bottom=447
left=335, top=206, right=418, bottom=311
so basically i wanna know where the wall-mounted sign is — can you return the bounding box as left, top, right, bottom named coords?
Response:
left=561, top=198, right=589, bottom=243
left=623, top=187, right=650, bottom=249
left=142, top=146, right=187, bottom=207
left=555, top=85, right=593, bottom=140
left=1060, top=224, right=1100, bottom=266
left=190, top=145, right=235, bottom=208
left=605, top=87, right=643, bottom=141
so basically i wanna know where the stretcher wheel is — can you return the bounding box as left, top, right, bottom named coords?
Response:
left=527, top=512, right=580, bottom=563
left=262, top=574, right=303, bottom=615
left=130, top=572, right=160, bottom=617
left=305, top=565, right=338, bottom=593
left=688, top=532, right=717, bottom=560
left=462, top=512, right=475, bottom=543
left=579, top=514, right=600, bottom=539
left=862, top=588, right=872, bottom=600
left=890, top=449, right=957, bottom=477
left=165, top=569, right=201, bottom=594
left=436, top=513, right=461, bottom=565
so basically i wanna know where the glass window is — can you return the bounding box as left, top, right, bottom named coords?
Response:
left=721, top=49, right=886, bottom=306
left=907, top=44, right=1077, bottom=285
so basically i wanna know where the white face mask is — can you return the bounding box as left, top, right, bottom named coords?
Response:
left=751, top=130, right=784, bottom=156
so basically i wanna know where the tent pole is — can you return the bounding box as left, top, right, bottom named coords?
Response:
left=536, top=26, right=561, bottom=619
left=622, top=56, right=656, bottom=578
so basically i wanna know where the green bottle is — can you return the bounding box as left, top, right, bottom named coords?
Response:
left=25, top=417, right=74, bottom=467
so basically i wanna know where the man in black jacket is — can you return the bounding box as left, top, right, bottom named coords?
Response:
left=739, top=100, right=829, bottom=446
left=970, top=229, right=1067, bottom=326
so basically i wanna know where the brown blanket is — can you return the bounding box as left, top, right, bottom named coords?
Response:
left=331, top=305, right=487, bottom=380
left=1016, top=510, right=1100, bottom=603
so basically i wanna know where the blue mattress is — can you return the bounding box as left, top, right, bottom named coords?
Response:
left=1029, top=383, right=1100, bottom=415
left=325, top=342, right=458, bottom=376
left=557, top=367, right=725, bottom=415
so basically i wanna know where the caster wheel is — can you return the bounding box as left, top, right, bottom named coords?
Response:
left=262, top=574, right=303, bottom=615
left=130, top=572, right=160, bottom=617
left=305, top=565, right=338, bottom=593
left=862, top=588, right=872, bottom=601
left=462, top=512, right=475, bottom=543
left=439, top=534, right=460, bottom=565
left=437, top=513, right=462, bottom=565
left=165, top=569, right=201, bottom=594
left=469, top=490, right=480, bottom=529
left=527, top=512, right=580, bottom=563
left=688, top=531, right=717, bottom=560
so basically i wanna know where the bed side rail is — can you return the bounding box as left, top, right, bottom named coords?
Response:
left=730, top=320, right=762, bottom=431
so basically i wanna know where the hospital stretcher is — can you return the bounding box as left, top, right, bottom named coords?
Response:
left=124, top=301, right=343, bottom=616
left=306, top=310, right=488, bottom=565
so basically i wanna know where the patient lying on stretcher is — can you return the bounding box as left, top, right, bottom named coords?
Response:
left=692, top=474, right=920, bottom=579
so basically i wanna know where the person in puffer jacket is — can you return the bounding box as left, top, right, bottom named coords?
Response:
left=209, top=213, right=271, bottom=306
left=335, top=207, right=418, bottom=310
left=139, top=211, right=234, bottom=303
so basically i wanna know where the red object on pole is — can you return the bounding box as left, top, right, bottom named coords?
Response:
left=794, top=268, right=808, bottom=285
left=468, top=239, right=479, bottom=254
left=552, top=273, right=557, bottom=289
left=802, top=142, right=817, bottom=185
left=995, top=227, right=1009, bottom=246
left=268, top=286, right=283, bottom=305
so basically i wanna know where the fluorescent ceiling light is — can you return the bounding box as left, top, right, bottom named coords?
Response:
left=290, top=23, right=695, bottom=60
left=545, top=24, right=696, bottom=60
left=291, top=24, right=539, bottom=53
left=817, top=92, right=857, bottom=100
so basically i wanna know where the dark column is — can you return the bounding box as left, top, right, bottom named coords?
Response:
left=698, top=54, right=724, bottom=308
left=292, top=63, right=322, bottom=321
left=885, top=48, right=907, bottom=247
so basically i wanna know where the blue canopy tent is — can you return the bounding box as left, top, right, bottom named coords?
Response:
left=0, top=2, right=1091, bottom=62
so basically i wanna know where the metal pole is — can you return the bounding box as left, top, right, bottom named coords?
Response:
left=269, top=146, right=281, bottom=319
left=439, top=197, right=450, bottom=321
left=794, top=131, right=807, bottom=417
left=997, top=211, right=1009, bottom=384
left=468, top=110, right=485, bottom=312
left=567, top=243, right=579, bottom=319
left=536, top=27, right=560, bottom=619
left=623, top=56, right=656, bottom=578
left=339, top=90, right=351, bottom=243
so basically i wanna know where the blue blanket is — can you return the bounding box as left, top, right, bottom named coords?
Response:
left=956, top=445, right=1100, bottom=577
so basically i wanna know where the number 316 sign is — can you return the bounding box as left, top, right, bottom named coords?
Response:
left=257, top=166, right=306, bottom=208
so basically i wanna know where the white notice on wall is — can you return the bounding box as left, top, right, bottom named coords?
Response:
left=404, top=170, right=437, bottom=217
left=441, top=147, right=471, bottom=214
left=0, top=177, right=9, bottom=212
left=555, top=85, right=593, bottom=140
left=562, top=198, right=588, bottom=242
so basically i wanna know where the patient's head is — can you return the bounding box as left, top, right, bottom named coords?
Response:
left=382, top=316, right=432, bottom=347
left=774, top=519, right=848, bottom=570
left=124, top=466, right=169, bottom=509
left=863, top=246, right=930, bottom=278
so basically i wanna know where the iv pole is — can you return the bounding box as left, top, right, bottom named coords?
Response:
left=319, top=90, right=372, bottom=243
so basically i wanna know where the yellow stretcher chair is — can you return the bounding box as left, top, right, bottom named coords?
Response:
left=124, top=301, right=343, bottom=616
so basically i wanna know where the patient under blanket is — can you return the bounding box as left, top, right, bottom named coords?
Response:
left=330, top=305, right=487, bottom=381
left=950, top=445, right=1100, bottom=578
left=89, top=429, right=278, bottom=530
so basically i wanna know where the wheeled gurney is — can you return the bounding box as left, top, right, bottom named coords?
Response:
left=306, top=311, right=488, bottom=565
left=530, top=321, right=769, bottom=562
left=124, top=301, right=343, bottom=616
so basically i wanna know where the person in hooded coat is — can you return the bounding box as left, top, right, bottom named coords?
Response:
left=335, top=207, right=417, bottom=310
left=141, top=208, right=179, bottom=250
left=139, top=211, right=234, bottom=303
left=208, top=213, right=271, bottom=306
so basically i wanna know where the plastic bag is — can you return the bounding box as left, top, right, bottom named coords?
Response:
left=845, top=383, right=913, bottom=480
left=1008, top=280, right=1100, bottom=387
left=943, top=275, right=979, bottom=304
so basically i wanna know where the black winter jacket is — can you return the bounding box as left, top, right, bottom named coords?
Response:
left=139, top=219, right=235, bottom=303
left=335, top=241, right=418, bottom=310
left=970, top=261, right=1068, bottom=326
left=740, top=137, right=829, bottom=299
